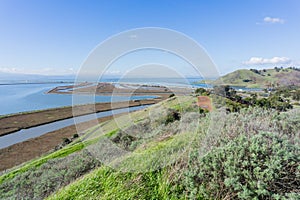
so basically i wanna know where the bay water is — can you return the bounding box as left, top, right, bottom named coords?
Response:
left=0, top=83, right=156, bottom=116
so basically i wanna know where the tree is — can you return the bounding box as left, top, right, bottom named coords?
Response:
left=195, top=88, right=208, bottom=95
left=213, top=85, right=235, bottom=98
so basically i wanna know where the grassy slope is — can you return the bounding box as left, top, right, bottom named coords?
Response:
left=205, top=68, right=300, bottom=88
left=43, top=96, right=196, bottom=199
left=47, top=133, right=192, bottom=200
left=47, top=96, right=300, bottom=199
left=0, top=131, right=99, bottom=184
left=1, top=95, right=299, bottom=199
left=47, top=166, right=178, bottom=200
left=0, top=96, right=196, bottom=199
left=47, top=96, right=196, bottom=199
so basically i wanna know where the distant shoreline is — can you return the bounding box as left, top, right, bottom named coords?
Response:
left=0, top=98, right=164, bottom=138
left=0, top=98, right=165, bottom=171
left=47, top=82, right=192, bottom=96
left=0, top=82, right=184, bottom=171
left=0, top=81, right=74, bottom=86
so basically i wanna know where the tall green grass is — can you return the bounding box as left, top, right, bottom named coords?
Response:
left=48, top=166, right=183, bottom=200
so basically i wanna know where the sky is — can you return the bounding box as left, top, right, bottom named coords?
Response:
left=0, top=0, right=300, bottom=77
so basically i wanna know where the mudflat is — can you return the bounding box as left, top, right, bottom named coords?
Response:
left=0, top=115, right=118, bottom=171
left=0, top=101, right=161, bottom=172
left=0, top=83, right=175, bottom=171
left=0, top=99, right=163, bottom=137
left=0, top=82, right=174, bottom=137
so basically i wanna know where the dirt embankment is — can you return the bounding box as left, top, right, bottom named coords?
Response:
left=0, top=115, right=118, bottom=172
left=0, top=99, right=164, bottom=172
left=49, top=82, right=173, bottom=95
left=48, top=82, right=190, bottom=96
left=0, top=99, right=164, bottom=137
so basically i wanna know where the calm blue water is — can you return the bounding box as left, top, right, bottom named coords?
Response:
left=100, top=77, right=210, bottom=88
left=0, top=75, right=261, bottom=116
left=0, top=83, right=156, bottom=115
left=0, top=105, right=148, bottom=149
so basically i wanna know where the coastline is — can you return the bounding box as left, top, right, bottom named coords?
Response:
left=0, top=114, right=121, bottom=172
left=0, top=84, right=173, bottom=171
left=47, top=82, right=192, bottom=95
left=0, top=98, right=166, bottom=137
left=0, top=100, right=164, bottom=172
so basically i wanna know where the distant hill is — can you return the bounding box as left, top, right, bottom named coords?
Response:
left=209, top=67, right=300, bottom=88
left=0, top=72, right=75, bottom=84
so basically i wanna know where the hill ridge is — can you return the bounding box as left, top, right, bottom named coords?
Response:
left=211, top=67, right=300, bottom=88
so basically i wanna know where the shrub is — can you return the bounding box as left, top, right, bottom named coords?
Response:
left=198, top=107, right=209, bottom=115
left=213, top=85, right=236, bottom=98
left=169, top=93, right=175, bottom=98
left=62, top=137, right=71, bottom=145
left=164, top=109, right=180, bottom=125
left=185, top=132, right=300, bottom=199
left=111, top=132, right=137, bottom=150
left=0, top=150, right=100, bottom=199
left=292, top=89, right=300, bottom=101
left=195, top=88, right=210, bottom=96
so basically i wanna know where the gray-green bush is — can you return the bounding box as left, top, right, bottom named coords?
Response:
left=0, top=150, right=100, bottom=200
left=2, top=101, right=299, bottom=199
left=181, top=107, right=300, bottom=199
left=185, top=132, right=300, bottom=199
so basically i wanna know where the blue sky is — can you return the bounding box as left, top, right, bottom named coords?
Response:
left=0, top=0, right=300, bottom=76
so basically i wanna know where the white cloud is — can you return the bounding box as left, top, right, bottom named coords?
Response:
left=263, top=16, right=285, bottom=24
left=244, top=57, right=292, bottom=65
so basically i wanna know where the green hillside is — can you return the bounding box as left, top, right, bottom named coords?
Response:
left=1, top=95, right=299, bottom=199
left=210, top=67, right=300, bottom=88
